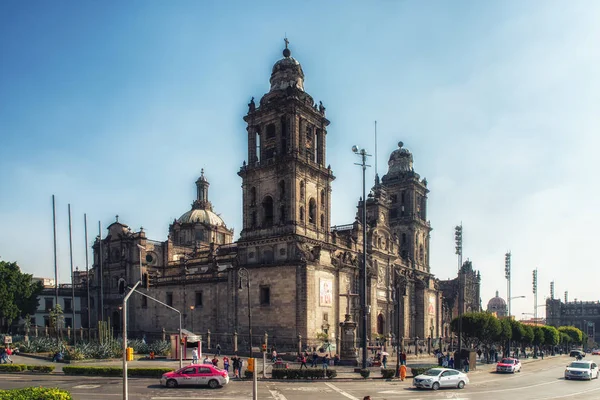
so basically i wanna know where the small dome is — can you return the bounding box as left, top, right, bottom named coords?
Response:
left=178, top=209, right=225, bottom=226
left=487, top=291, right=507, bottom=310
left=387, top=141, right=414, bottom=174
left=269, top=42, right=305, bottom=92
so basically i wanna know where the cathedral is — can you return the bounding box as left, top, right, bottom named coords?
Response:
left=89, top=42, right=445, bottom=351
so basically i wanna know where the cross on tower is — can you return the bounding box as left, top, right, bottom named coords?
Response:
left=115, top=215, right=119, bottom=222
left=284, top=37, right=289, bottom=49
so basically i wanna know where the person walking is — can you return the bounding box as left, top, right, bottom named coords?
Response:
left=232, top=356, right=240, bottom=379
left=311, top=351, right=319, bottom=367
left=449, top=357, right=454, bottom=369
left=203, top=355, right=211, bottom=364
left=400, top=351, right=407, bottom=366
left=237, top=357, right=243, bottom=378
left=216, top=343, right=221, bottom=356
left=271, top=349, right=278, bottom=363
left=299, top=354, right=308, bottom=369
left=382, top=353, right=388, bottom=369
left=463, top=357, right=469, bottom=373
left=223, top=356, right=230, bottom=373
left=399, top=364, right=407, bottom=381
left=192, top=348, right=199, bottom=364
left=212, top=355, right=219, bottom=367
left=322, top=354, right=330, bottom=370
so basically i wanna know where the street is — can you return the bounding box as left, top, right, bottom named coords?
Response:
left=1, top=355, right=599, bottom=399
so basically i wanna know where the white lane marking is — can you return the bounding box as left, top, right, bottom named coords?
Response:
left=546, top=385, right=600, bottom=399
left=72, top=384, right=101, bottom=389
left=324, top=382, right=360, bottom=400
left=151, top=398, right=242, bottom=400
left=269, top=389, right=289, bottom=400
left=466, top=378, right=560, bottom=394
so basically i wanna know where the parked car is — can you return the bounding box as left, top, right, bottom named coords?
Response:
left=591, top=349, right=600, bottom=356
left=413, top=368, right=469, bottom=390
left=570, top=350, right=586, bottom=358
left=160, top=365, right=229, bottom=389
left=564, top=361, right=599, bottom=380
left=496, top=357, right=522, bottom=373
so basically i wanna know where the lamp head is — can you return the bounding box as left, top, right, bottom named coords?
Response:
left=352, top=145, right=358, bottom=153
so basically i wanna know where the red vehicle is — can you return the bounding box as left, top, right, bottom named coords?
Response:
left=496, top=357, right=522, bottom=373
left=160, top=364, right=229, bottom=389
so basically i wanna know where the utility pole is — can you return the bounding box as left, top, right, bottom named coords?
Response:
left=505, top=252, right=511, bottom=357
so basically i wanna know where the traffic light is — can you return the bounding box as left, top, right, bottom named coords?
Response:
left=454, top=225, right=463, bottom=255
left=504, top=252, right=511, bottom=280
left=247, top=357, right=255, bottom=372
left=262, top=344, right=267, bottom=352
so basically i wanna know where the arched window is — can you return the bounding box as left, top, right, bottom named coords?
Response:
left=255, top=128, right=261, bottom=163
left=320, top=189, right=325, bottom=208
left=280, top=116, right=287, bottom=155
left=251, top=211, right=256, bottom=228
left=419, top=245, right=424, bottom=262
left=300, top=181, right=305, bottom=200
left=299, top=206, right=305, bottom=222
left=262, top=196, right=274, bottom=227
left=309, top=198, right=316, bottom=224
left=266, top=123, right=276, bottom=139
left=279, top=180, right=285, bottom=200
left=250, top=187, right=256, bottom=206
left=320, top=214, right=325, bottom=229
left=279, top=205, right=285, bottom=223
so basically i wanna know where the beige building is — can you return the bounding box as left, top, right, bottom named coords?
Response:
left=89, top=42, right=444, bottom=350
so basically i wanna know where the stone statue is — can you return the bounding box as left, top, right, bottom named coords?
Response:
left=248, top=97, right=256, bottom=113
left=319, top=101, right=325, bottom=114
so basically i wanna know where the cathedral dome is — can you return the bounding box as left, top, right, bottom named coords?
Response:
left=269, top=41, right=305, bottom=92
left=177, top=208, right=225, bottom=227
left=387, top=141, right=414, bottom=174
left=487, top=291, right=507, bottom=312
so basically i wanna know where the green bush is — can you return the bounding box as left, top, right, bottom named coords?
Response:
left=0, top=364, right=26, bottom=372
left=26, top=365, right=55, bottom=373
left=0, top=387, right=72, bottom=400
left=63, top=366, right=172, bottom=378
left=410, top=365, right=438, bottom=377
left=359, top=369, right=370, bottom=378
left=381, top=368, right=396, bottom=379
left=19, top=337, right=66, bottom=354
left=271, top=369, right=335, bottom=380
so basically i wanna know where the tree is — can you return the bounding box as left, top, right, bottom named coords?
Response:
left=510, top=319, right=526, bottom=344
left=49, top=304, right=65, bottom=341
left=450, top=312, right=501, bottom=349
left=0, top=260, right=43, bottom=331
left=541, top=326, right=560, bottom=348
left=558, top=326, right=583, bottom=345
left=522, top=324, right=534, bottom=346
left=532, top=326, right=545, bottom=346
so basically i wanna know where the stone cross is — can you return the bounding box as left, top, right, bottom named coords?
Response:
left=339, top=287, right=359, bottom=321
left=284, top=37, right=289, bottom=49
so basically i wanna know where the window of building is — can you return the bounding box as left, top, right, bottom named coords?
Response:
left=320, top=190, right=325, bottom=208
left=320, top=214, right=325, bottom=229
left=309, top=198, right=316, bottom=224
left=279, top=206, right=285, bottom=223
left=299, top=206, right=305, bottom=222
left=255, top=130, right=261, bottom=163
left=166, top=293, right=173, bottom=307
left=262, top=196, right=274, bottom=227
left=266, top=123, right=276, bottom=139
left=195, top=292, right=203, bottom=307
left=391, top=194, right=397, bottom=204
left=279, top=180, right=285, bottom=200
left=280, top=116, right=287, bottom=154
left=251, top=211, right=257, bottom=228
left=260, top=287, right=270, bottom=305
left=64, top=298, right=72, bottom=312
left=65, top=317, right=72, bottom=328
left=45, top=298, right=53, bottom=311
left=250, top=187, right=257, bottom=206
left=323, top=312, right=329, bottom=322
left=142, top=296, right=147, bottom=308
left=43, top=316, right=50, bottom=327
left=195, top=230, right=204, bottom=241
left=300, top=181, right=305, bottom=200
left=218, top=232, right=225, bottom=244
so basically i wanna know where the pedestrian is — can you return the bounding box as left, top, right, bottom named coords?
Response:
left=223, top=356, right=230, bottom=373
left=449, top=357, right=454, bottom=369
left=192, top=348, right=199, bottom=364
left=216, top=343, right=221, bottom=356
left=400, top=351, right=407, bottom=366
left=322, top=354, right=329, bottom=370
left=311, top=351, right=319, bottom=367
left=399, top=364, right=407, bottom=381
left=463, top=357, right=469, bottom=373
left=203, top=355, right=211, bottom=364
left=442, top=356, right=448, bottom=368
left=212, top=356, right=219, bottom=367
left=477, top=349, right=482, bottom=360
left=382, top=354, right=388, bottom=369
left=237, top=357, right=243, bottom=378
left=272, top=349, right=278, bottom=363
left=333, top=354, right=340, bottom=366
left=0, top=348, right=6, bottom=364
left=299, top=354, right=308, bottom=369
left=232, top=356, right=240, bottom=378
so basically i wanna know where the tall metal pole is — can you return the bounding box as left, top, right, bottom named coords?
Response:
left=52, top=195, right=59, bottom=307
left=68, top=204, right=75, bottom=333
left=454, top=224, right=463, bottom=369
left=394, top=271, right=401, bottom=378
left=505, top=252, right=511, bottom=356
left=99, top=221, right=104, bottom=322
left=353, top=146, right=370, bottom=370
left=123, top=281, right=141, bottom=400
left=84, top=214, right=91, bottom=332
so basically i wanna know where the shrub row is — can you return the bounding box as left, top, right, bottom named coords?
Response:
left=410, top=365, right=438, bottom=377
left=271, top=368, right=337, bottom=380
left=0, top=364, right=55, bottom=373
left=381, top=369, right=396, bottom=379
left=0, top=387, right=72, bottom=400
left=62, top=366, right=173, bottom=378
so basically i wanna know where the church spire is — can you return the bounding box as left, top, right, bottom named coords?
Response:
left=193, top=169, right=213, bottom=211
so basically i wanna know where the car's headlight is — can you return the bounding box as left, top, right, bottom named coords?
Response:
left=424, top=379, right=432, bottom=383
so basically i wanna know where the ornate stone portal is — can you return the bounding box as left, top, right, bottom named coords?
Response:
left=338, top=289, right=359, bottom=365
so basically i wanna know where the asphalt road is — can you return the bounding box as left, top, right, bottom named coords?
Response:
left=1, top=355, right=599, bottom=400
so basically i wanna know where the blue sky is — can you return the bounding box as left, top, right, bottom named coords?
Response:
left=1, top=1, right=598, bottom=320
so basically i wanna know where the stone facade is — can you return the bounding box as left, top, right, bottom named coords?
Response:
left=546, top=298, right=599, bottom=345
left=89, top=42, right=448, bottom=350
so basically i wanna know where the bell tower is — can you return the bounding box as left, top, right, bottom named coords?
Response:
left=381, top=142, right=432, bottom=272
left=238, top=40, right=335, bottom=244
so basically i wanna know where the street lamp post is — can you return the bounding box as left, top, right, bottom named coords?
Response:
left=237, top=267, right=256, bottom=400
left=352, top=145, right=371, bottom=370
left=454, top=224, right=463, bottom=369
left=190, top=306, right=195, bottom=332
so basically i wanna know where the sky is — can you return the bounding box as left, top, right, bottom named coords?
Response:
left=1, top=1, right=599, bottom=321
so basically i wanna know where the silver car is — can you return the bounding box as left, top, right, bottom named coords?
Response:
left=413, top=368, right=470, bottom=390
left=564, top=361, right=599, bottom=381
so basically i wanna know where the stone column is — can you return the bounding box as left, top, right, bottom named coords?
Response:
left=233, top=331, right=238, bottom=353
left=207, top=329, right=211, bottom=350
left=338, top=316, right=359, bottom=366
left=297, top=335, right=302, bottom=355
left=162, top=328, right=166, bottom=341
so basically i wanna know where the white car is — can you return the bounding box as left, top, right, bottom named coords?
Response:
left=413, top=368, right=469, bottom=390
left=564, top=360, right=599, bottom=381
